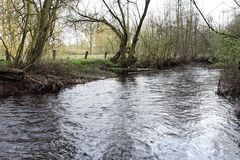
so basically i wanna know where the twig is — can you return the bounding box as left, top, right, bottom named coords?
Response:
left=25, top=75, right=44, bottom=85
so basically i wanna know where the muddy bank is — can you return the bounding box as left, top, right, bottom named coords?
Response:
left=217, top=68, right=240, bottom=97
left=0, top=74, right=104, bottom=98
left=0, top=62, right=114, bottom=98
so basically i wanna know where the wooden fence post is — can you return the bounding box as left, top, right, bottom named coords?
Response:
left=52, top=49, right=56, bottom=60
left=84, top=51, right=89, bottom=59
left=104, top=51, right=108, bottom=59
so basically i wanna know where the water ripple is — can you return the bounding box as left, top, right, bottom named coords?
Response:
left=0, top=66, right=240, bottom=159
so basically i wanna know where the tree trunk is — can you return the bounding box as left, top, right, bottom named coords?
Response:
left=131, top=0, right=151, bottom=58
left=0, top=68, right=24, bottom=81
left=25, top=0, right=54, bottom=68
left=111, top=38, right=128, bottom=63
left=4, top=51, right=11, bottom=62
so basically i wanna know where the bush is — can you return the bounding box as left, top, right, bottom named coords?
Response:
left=216, top=36, right=240, bottom=64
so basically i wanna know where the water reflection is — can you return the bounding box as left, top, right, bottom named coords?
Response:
left=0, top=66, right=240, bottom=160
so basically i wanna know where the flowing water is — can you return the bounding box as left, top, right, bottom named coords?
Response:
left=0, top=66, right=240, bottom=160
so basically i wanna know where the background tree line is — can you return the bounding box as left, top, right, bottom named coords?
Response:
left=0, top=0, right=239, bottom=69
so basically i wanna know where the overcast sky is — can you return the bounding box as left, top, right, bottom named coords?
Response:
left=148, top=0, right=236, bottom=24
left=64, top=0, right=238, bottom=45
left=77, top=0, right=237, bottom=23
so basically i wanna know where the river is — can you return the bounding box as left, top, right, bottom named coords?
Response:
left=0, top=66, right=240, bottom=160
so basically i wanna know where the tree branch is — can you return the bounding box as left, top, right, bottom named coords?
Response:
left=234, top=0, right=240, bottom=7
left=102, top=0, right=125, bottom=30
left=191, top=0, right=239, bottom=39
left=0, top=37, right=14, bottom=60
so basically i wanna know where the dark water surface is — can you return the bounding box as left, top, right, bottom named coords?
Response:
left=0, top=66, right=240, bottom=160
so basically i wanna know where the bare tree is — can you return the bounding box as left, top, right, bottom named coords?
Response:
left=68, top=0, right=151, bottom=67
left=138, top=0, right=213, bottom=66
left=0, top=0, right=63, bottom=69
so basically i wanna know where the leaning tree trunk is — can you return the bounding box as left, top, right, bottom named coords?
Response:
left=129, top=0, right=151, bottom=60
left=117, top=0, right=150, bottom=68
left=0, top=68, right=24, bottom=81
left=111, top=39, right=137, bottom=67
left=111, top=38, right=128, bottom=63
left=24, top=0, right=54, bottom=69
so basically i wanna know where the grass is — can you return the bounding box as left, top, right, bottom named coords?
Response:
left=0, top=52, right=121, bottom=78
left=40, top=55, right=120, bottom=78
left=42, top=53, right=120, bottom=76
left=43, top=54, right=114, bottom=61
left=66, top=58, right=120, bottom=77
left=69, top=58, right=117, bottom=66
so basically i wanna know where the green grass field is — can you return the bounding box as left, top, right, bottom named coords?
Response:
left=43, top=53, right=114, bottom=61
left=41, top=53, right=119, bottom=77
left=0, top=53, right=114, bottom=65
left=0, top=52, right=118, bottom=76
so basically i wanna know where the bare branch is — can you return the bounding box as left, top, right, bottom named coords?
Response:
left=191, top=0, right=239, bottom=39
left=0, top=37, right=14, bottom=60
left=234, top=0, right=240, bottom=8
left=102, top=0, right=125, bottom=30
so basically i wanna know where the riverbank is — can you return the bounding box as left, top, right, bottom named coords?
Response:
left=0, top=58, right=223, bottom=98
left=0, top=59, right=119, bottom=97
left=217, top=67, right=240, bottom=98
left=188, top=61, right=240, bottom=98
left=0, top=58, right=168, bottom=97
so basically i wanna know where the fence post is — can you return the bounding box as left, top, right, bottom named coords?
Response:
left=84, top=51, right=89, bottom=59
left=104, top=51, right=108, bottom=59
left=52, top=49, right=56, bottom=60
